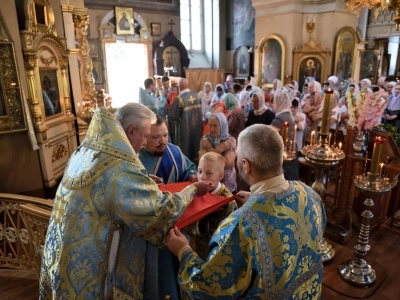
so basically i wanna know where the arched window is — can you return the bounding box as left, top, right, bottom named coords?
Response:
left=180, top=0, right=203, bottom=51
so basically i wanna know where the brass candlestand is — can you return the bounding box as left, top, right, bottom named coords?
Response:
left=301, top=131, right=345, bottom=263
left=339, top=171, right=398, bottom=285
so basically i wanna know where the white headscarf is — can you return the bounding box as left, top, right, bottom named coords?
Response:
left=272, top=79, right=283, bottom=94
left=249, top=87, right=267, bottom=115
left=273, top=91, right=292, bottom=116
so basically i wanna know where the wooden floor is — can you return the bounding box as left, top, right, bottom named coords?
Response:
left=0, top=227, right=399, bottom=299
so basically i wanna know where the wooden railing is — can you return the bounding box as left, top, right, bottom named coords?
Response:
left=0, top=193, right=53, bottom=276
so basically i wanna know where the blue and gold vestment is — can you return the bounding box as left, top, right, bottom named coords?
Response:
left=178, top=181, right=326, bottom=299
left=39, top=109, right=196, bottom=299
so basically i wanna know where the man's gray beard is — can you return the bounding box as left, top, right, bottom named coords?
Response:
left=153, top=150, right=165, bottom=157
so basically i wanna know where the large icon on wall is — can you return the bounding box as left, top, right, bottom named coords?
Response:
left=298, top=57, right=322, bottom=89
left=334, top=27, right=358, bottom=82
left=359, top=50, right=380, bottom=82
left=258, top=35, right=285, bottom=85
left=233, top=45, right=250, bottom=78
left=115, top=6, right=135, bottom=36
left=163, top=46, right=181, bottom=76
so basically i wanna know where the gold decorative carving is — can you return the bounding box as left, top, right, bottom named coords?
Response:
left=52, top=144, right=68, bottom=162
left=0, top=10, right=27, bottom=133
left=73, top=12, right=97, bottom=123
left=25, top=0, right=57, bottom=36
left=26, top=36, right=33, bottom=45
left=59, top=58, right=72, bottom=115
left=61, top=5, right=74, bottom=13
left=40, top=54, right=54, bottom=66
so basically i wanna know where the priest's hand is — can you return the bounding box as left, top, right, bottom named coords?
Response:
left=192, top=181, right=212, bottom=196
left=234, top=190, right=251, bottom=207
left=167, top=227, right=190, bottom=257
left=189, top=175, right=197, bottom=183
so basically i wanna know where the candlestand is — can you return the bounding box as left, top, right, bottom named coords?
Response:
left=301, top=132, right=345, bottom=263
left=339, top=172, right=398, bottom=285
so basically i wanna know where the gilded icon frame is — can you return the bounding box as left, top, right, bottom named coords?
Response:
left=293, top=38, right=331, bottom=92
left=333, top=27, right=358, bottom=82
left=359, top=49, right=380, bottom=83
left=233, top=45, right=250, bottom=79
left=151, top=23, right=161, bottom=36
left=258, top=34, right=285, bottom=86
left=115, top=6, right=135, bottom=36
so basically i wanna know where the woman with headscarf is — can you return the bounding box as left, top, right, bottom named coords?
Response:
left=199, top=112, right=237, bottom=192
left=271, top=91, right=299, bottom=180
left=244, top=75, right=257, bottom=87
left=210, top=84, right=226, bottom=109
left=338, top=80, right=349, bottom=100
left=302, top=81, right=323, bottom=144
left=224, top=74, right=234, bottom=93
left=198, top=82, right=213, bottom=119
left=245, top=88, right=275, bottom=127
left=359, top=78, right=372, bottom=95
left=223, top=93, right=245, bottom=141
left=271, top=79, right=283, bottom=94
left=238, top=90, right=251, bottom=113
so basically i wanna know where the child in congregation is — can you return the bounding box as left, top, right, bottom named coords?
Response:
left=187, top=152, right=237, bottom=260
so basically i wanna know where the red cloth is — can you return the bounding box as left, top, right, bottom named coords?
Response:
left=159, top=182, right=235, bottom=229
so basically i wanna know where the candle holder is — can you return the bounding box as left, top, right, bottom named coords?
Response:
left=300, top=131, right=346, bottom=263
left=338, top=172, right=398, bottom=285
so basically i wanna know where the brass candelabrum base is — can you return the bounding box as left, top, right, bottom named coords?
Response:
left=301, top=135, right=345, bottom=263
left=338, top=173, right=397, bottom=286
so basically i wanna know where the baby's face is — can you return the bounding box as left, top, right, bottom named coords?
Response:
left=197, top=160, right=223, bottom=190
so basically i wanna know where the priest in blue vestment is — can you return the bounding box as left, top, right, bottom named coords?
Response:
left=138, top=114, right=197, bottom=299
left=39, top=104, right=211, bottom=300
left=139, top=115, right=197, bottom=184
left=167, top=124, right=326, bottom=299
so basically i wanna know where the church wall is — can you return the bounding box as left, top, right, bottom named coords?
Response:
left=0, top=1, right=45, bottom=197
left=253, top=10, right=358, bottom=84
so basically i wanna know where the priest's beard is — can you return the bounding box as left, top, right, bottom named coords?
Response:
left=238, top=160, right=249, bottom=185
left=153, top=150, right=165, bottom=157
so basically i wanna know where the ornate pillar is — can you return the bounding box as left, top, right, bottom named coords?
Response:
left=24, top=51, right=43, bottom=126
left=73, top=8, right=96, bottom=123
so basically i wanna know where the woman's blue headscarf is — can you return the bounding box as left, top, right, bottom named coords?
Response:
left=207, top=112, right=230, bottom=147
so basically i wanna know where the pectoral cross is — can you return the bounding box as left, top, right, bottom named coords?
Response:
left=168, top=20, right=175, bottom=32
left=188, top=96, right=196, bottom=104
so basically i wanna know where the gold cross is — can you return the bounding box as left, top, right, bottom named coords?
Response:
left=188, top=96, right=196, bottom=104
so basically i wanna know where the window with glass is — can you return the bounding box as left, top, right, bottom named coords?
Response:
left=180, top=0, right=203, bottom=51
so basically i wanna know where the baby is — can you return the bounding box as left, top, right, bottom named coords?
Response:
left=191, top=152, right=237, bottom=259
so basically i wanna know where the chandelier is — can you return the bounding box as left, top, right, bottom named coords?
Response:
left=346, top=0, right=400, bottom=29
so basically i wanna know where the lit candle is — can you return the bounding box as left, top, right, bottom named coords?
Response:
left=339, top=142, right=342, bottom=150
left=370, top=136, right=385, bottom=175
left=321, top=89, right=333, bottom=135
left=328, top=133, right=332, bottom=147
left=293, top=125, right=297, bottom=152
left=281, top=122, right=289, bottom=147
left=311, top=131, right=315, bottom=146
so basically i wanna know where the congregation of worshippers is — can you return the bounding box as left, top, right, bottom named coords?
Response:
left=138, top=74, right=400, bottom=189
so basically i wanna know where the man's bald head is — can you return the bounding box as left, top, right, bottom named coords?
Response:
left=179, top=78, right=189, bottom=91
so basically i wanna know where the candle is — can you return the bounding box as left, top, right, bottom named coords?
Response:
left=379, top=163, right=384, bottom=178
left=328, top=133, right=332, bottom=147
left=339, top=142, right=342, bottom=150
left=370, top=136, right=385, bottom=175
left=282, top=122, right=289, bottom=147
left=321, top=89, right=333, bottom=135
left=293, top=125, right=297, bottom=153
left=311, top=131, right=315, bottom=146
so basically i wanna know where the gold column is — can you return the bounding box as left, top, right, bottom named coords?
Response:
left=24, top=53, right=42, bottom=126
left=73, top=9, right=96, bottom=122
left=59, top=57, right=72, bottom=115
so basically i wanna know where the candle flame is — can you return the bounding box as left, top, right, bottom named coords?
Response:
left=339, top=142, right=342, bottom=149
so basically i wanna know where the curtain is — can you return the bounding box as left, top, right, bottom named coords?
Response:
left=185, top=68, right=225, bottom=93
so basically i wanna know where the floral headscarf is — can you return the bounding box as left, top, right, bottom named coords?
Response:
left=207, top=112, right=230, bottom=147
left=273, top=91, right=292, bottom=116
